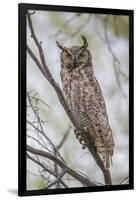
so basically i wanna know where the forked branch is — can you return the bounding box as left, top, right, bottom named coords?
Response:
left=27, top=145, right=96, bottom=187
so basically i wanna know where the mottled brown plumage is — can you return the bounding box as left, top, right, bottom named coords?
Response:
left=56, top=36, right=114, bottom=168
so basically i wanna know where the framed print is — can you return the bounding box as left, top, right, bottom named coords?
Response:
left=18, top=3, right=134, bottom=196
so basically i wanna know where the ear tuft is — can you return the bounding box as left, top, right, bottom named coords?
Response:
left=81, top=35, right=88, bottom=50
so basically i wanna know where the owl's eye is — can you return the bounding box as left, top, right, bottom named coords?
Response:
left=78, top=52, right=85, bottom=58
left=66, top=53, right=72, bottom=58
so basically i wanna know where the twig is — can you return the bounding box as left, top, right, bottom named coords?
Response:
left=27, top=92, right=50, bottom=108
left=27, top=134, right=48, bottom=151
left=96, top=16, right=128, bottom=82
left=62, top=15, right=91, bottom=41
left=27, top=153, right=68, bottom=188
left=53, top=13, right=81, bottom=38
left=27, top=46, right=45, bottom=77
left=27, top=95, right=65, bottom=162
left=113, top=16, right=119, bottom=37
left=103, top=17, right=127, bottom=99
left=27, top=119, right=64, bottom=161
left=44, top=169, right=67, bottom=189
left=57, top=126, right=71, bottom=149
left=69, top=16, right=91, bottom=38
left=54, top=126, right=71, bottom=188
left=119, top=176, right=129, bottom=184
left=54, top=153, right=60, bottom=188
left=27, top=145, right=96, bottom=187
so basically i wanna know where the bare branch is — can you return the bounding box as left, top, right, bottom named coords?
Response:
left=27, top=145, right=96, bottom=187
left=44, top=169, right=67, bottom=189
left=69, top=16, right=91, bottom=38
left=27, top=119, right=64, bottom=162
left=57, top=126, right=71, bottom=149
left=27, top=153, right=68, bottom=188
left=62, top=15, right=91, bottom=41
left=113, top=16, right=119, bottom=37
left=27, top=91, right=50, bottom=108
left=102, top=17, right=128, bottom=99
left=27, top=95, right=65, bottom=162
left=119, top=176, right=129, bottom=185
left=53, top=13, right=81, bottom=38
left=27, top=134, right=48, bottom=151
left=27, top=45, right=45, bottom=77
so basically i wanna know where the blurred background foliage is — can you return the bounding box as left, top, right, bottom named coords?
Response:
left=27, top=10, right=129, bottom=190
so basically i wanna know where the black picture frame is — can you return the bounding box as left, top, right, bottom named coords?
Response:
left=18, top=3, right=134, bottom=196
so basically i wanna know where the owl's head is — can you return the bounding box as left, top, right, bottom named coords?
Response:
left=56, top=35, right=91, bottom=71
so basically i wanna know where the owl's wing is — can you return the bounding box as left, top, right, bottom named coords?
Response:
left=85, top=78, right=114, bottom=167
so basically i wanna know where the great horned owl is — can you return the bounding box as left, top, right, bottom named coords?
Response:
left=56, top=35, right=114, bottom=168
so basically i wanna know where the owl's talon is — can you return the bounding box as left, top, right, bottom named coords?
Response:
left=74, top=128, right=79, bottom=135
left=82, top=145, right=86, bottom=149
left=74, top=129, right=87, bottom=148
left=74, top=129, right=81, bottom=139
left=76, top=135, right=80, bottom=139
left=79, top=138, right=86, bottom=145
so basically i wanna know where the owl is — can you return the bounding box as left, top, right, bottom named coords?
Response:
left=56, top=35, right=114, bottom=168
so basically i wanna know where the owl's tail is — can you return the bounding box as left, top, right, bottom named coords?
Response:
left=95, top=140, right=113, bottom=169
left=98, top=150, right=113, bottom=169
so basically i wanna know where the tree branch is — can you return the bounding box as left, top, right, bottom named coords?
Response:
left=27, top=153, right=68, bottom=188
left=103, top=17, right=127, bottom=99
left=62, top=15, right=91, bottom=41
left=44, top=169, right=66, bottom=189
left=27, top=145, right=96, bottom=187
left=27, top=95, right=65, bottom=162
left=53, top=13, right=81, bottom=38
left=57, top=126, right=71, bottom=150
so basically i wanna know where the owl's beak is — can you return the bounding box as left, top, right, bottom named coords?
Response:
left=73, top=57, right=77, bottom=67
